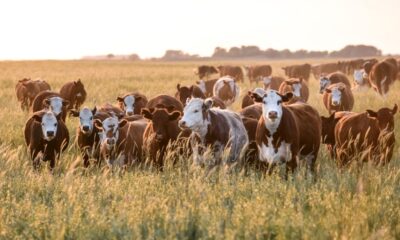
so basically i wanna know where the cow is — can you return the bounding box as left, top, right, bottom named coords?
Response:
left=24, top=110, right=69, bottom=170
left=15, top=78, right=51, bottom=111
left=240, top=103, right=262, bottom=120
left=241, top=88, right=268, bottom=108
left=146, top=94, right=184, bottom=113
left=213, top=76, right=240, bottom=106
left=31, top=91, right=69, bottom=122
left=252, top=89, right=321, bottom=176
left=319, top=72, right=351, bottom=94
left=335, top=105, right=397, bottom=166
left=175, top=84, right=206, bottom=106
left=263, top=76, right=285, bottom=91
left=311, top=62, right=342, bottom=79
left=194, top=65, right=219, bottom=79
left=217, top=65, right=244, bottom=82
left=241, top=117, right=264, bottom=169
left=345, top=59, right=365, bottom=75
left=368, top=58, right=398, bottom=97
left=98, top=103, right=125, bottom=117
left=116, top=92, right=148, bottom=116
left=246, top=65, right=272, bottom=84
left=178, top=98, right=249, bottom=167
left=353, top=59, right=378, bottom=90
left=196, top=79, right=218, bottom=97
left=282, top=64, right=311, bottom=81
left=278, top=78, right=309, bottom=103
left=142, top=107, right=184, bottom=168
left=323, top=83, right=354, bottom=114
left=94, top=116, right=148, bottom=168
left=59, top=79, right=87, bottom=110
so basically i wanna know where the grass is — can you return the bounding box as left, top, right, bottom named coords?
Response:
left=0, top=59, right=399, bottom=239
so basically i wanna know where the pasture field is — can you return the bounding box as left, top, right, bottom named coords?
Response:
left=0, top=59, right=399, bottom=239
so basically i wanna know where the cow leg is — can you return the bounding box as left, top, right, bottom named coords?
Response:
left=31, top=148, right=42, bottom=170
left=285, top=157, right=298, bottom=179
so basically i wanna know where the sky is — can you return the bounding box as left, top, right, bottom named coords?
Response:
left=0, top=0, right=399, bottom=60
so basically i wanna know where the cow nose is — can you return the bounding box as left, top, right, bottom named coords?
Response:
left=126, top=111, right=133, bottom=116
left=268, top=111, right=278, bottom=119
left=107, top=138, right=115, bottom=145
left=332, top=101, right=339, bottom=106
left=47, top=131, right=54, bottom=137
left=178, top=120, right=186, bottom=128
left=82, top=125, right=89, bottom=131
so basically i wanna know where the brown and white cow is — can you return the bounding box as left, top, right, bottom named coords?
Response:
left=194, top=65, right=219, bottom=79
left=263, top=76, right=285, bottom=91
left=246, top=65, right=272, bottom=84
left=94, top=116, right=148, bottom=168
left=368, top=58, right=398, bottom=97
left=282, top=64, right=311, bottom=81
left=217, top=65, right=244, bottom=82
left=196, top=79, right=218, bottom=97
left=278, top=78, right=309, bottom=103
left=24, top=110, right=69, bottom=170
left=241, top=88, right=268, bottom=108
left=15, top=78, right=51, bottom=111
left=323, top=83, right=354, bottom=114
left=353, top=59, right=378, bottom=90
left=319, top=72, right=351, bottom=94
left=59, top=79, right=87, bottom=110
left=179, top=98, right=248, bottom=167
left=146, top=94, right=184, bottom=113
left=116, top=92, right=148, bottom=116
left=213, top=76, right=240, bottom=106
left=252, top=89, right=321, bottom=175
left=31, top=91, right=69, bottom=122
left=175, top=84, right=206, bottom=106
left=335, top=105, right=397, bottom=166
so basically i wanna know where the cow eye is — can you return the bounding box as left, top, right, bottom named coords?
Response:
left=90, top=117, right=93, bottom=120
left=194, top=110, right=199, bottom=113
left=54, top=123, right=57, bottom=127
left=277, top=100, right=282, bottom=104
left=262, top=101, right=266, bottom=104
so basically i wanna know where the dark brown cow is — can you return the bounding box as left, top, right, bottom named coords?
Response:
left=323, top=83, right=354, bottom=114
left=335, top=105, right=397, bottom=166
left=217, top=65, right=244, bottom=82
left=263, top=76, right=285, bottom=91
left=116, top=92, right=148, bottom=116
left=24, top=110, right=69, bottom=170
left=59, top=79, right=87, bottom=110
left=252, top=90, right=321, bottom=175
left=194, top=65, right=219, bottom=79
left=175, top=84, right=206, bottom=106
left=282, top=63, right=311, bottom=81
left=146, top=94, right=183, bottom=113
left=319, top=72, right=351, bottom=94
left=196, top=78, right=218, bottom=97
left=278, top=78, right=309, bottom=103
left=241, top=117, right=263, bottom=169
left=246, top=65, right=272, bottom=84
left=240, top=103, right=262, bottom=120
left=369, top=58, right=398, bottom=97
left=31, top=91, right=69, bottom=122
left=15, top=78, right=51, bottom=110
left=311, top=62, right=342, bottom=79
left=142, top=108, right=183, bottom=168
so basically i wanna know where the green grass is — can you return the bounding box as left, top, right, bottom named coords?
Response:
left=0, top=60, right=399, bottom=239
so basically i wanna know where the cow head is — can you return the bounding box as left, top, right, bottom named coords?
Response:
left=179, top=98, right=212, bottom=135
left=325, top=83, right=346, bottom=106
left=248, top=88, right=266, bottom=103
left=176, top=84, right=193, bottom=106
left=43, top=97, right=69, bottom=116
left=73, top=79, right=87, bottom=104
left=142, top=108, right=181, bottom=142
left=353, top=69, right=367, bottom=85
left=284, top=78, right=302, bottom=97
left=33, top=111, right=59, bottom=141
left=319, top=76, right=331, bottom=94
left=117, top=94, right=140, bottom=116
left=263, top=76, right=272, bottom=89
left=70, top=106, right=97, bottom=134
left=366, top=104, right=398, bottom=132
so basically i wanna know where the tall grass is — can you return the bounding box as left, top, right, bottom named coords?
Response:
left=0, top=60, right=399, bottom=239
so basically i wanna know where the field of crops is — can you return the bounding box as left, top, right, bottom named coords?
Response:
left=0, top=59, right=399, bottom=239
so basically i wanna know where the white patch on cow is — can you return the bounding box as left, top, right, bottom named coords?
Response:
left=258, top=138, right=292, bottom=164
left=330, top=87, right=342, bottom=106
left=292, top=83, right=302, bottom=97
left=76, top=93, right=82, bottom=97
left=180, top=98, right=210, bottom=139
left=353, top=69, right=365, bottom=85
left=319, top=78, right=331, bottom=93
left=79, top=107, right=94, bottom=134
left=197, top=80, right=206, bottom=94
left=48, top=97, right=64, bottom=115
left=261, top=90, right=283, bottom=135
left=41, top=111, right=58, bottom=141
left=124, top=95, right=135, bottom=115
left=100, top=117, right=120, bottom=147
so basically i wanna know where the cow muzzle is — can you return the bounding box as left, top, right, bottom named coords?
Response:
left=268, top=111, right=278, bottom=120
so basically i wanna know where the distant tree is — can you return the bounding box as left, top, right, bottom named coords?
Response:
left=107, top=54, right=114, bottom=59
left=128, top=54, right=140, bottom=61
left=212, top=47, right=228, bottom=58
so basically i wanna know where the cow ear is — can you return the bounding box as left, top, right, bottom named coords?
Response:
left=43, top=98, right=51, bottom=107
left=141, top=108, right=153, bottom=120
left=116, top=96, right=124, bottom=102
left=32, top=114, right=42, bottom=123
left=392, top=104, right=398, bottom=115
left=92, top=106, right=97, bottom=115
left=203, top=98, right=213, bottom=111
left=118, top=119, right=128, bottom=128
left=94, top=119, right=103, bottom=130
left=281, top=92, right=294, bottom=102
left=325, top=88, right=332, bottom=93
left=62, top=100, right=69, bottom=107
left=176, top=84, right=181, bottom=91
left=366, top=110, right=378, bottom=118
left=168, top=111, right=181, bottom=121
left=166, top=106, right=175, bottom=112
left=70, top=109, right=79, bottom=117
left=135, top=95, right=142, bottom=101
left=251, top=93, right=263, bottom=103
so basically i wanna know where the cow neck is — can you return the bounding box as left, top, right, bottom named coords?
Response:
left=196, top=109, right=211, bottom=143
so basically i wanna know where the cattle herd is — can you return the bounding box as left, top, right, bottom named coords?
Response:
left=16, top=58, right=400, bottom=175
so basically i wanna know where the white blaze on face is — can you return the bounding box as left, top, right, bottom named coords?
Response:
left=41, top=112, right=58, bottom=141
left=319, top=78, right=331, bottom=93
left=353, top=69, right=365, bottom=85
left=180, top=98, right=209, bottom=138
left=79, top=107, right=94, bottom=133
left=259, top=137, right=292, bottom=164
left=261, top=90, right=283, bottom=134
left=100, top=117, right=119, bottom=148
left=292, top=83, right=302, bottom=97
left=198, top=80, right=206, bottom=94
left=48, top=97, right=64, bottom=115
left=124, top=95, right=135, bottom=115
left=330, top=87, right=342, bottom=106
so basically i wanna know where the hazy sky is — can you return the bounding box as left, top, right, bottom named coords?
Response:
left=0, top=0, right=399, bottom=60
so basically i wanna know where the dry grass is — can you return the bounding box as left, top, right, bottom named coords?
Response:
left=0, top=59, right=399, bottom=239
